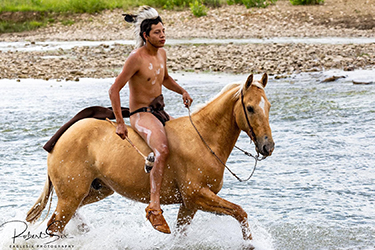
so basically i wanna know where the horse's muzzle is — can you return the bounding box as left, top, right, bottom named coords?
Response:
left=256, top=136, right=275, bottom=157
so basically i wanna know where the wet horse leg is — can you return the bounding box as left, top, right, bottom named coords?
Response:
left=80, top=179, right=114, bottom=206
left=47, top=197, right=84, bottom=234
left=176, top=203, right=197, bottom=233
left=194, top=188, right=252, bottom=240
left=72, top=180, right=114, bottom=232
left=47, top=179, right=92, bottom=234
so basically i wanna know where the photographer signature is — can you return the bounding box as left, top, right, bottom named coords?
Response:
left=0, top=220, right=71, bottom=244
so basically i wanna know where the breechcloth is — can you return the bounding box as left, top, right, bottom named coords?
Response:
left=129, top=94, right=170, bottom=126
left=43, top=94, right=169, bottom=153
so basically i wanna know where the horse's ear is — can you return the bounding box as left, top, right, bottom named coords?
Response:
left=245, top=74, right=253, bottom=90
left=260, top=73, right=268, bottom=88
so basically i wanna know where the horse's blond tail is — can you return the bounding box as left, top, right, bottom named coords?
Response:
left=26, top=176, right=53, bottom=224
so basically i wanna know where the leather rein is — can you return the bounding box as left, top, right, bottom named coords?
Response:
left=188, top=88, right=265, bottom=182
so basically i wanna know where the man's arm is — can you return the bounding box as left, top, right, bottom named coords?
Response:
left=109, top=52, right=140, bottom=139
left=161, top=50, right=193, bottom=107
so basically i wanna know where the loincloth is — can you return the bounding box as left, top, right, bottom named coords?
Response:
left=43, top=94, right=169, bottom=153
left=130, top=94, right=170, bottom=126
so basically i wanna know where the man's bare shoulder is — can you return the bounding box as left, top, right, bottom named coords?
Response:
left=126, top=48, right=143, bottom=63
left=159, top=48, right=167, bottom=57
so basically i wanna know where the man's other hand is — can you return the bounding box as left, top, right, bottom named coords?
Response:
left=116, top=123, right=128, bottom=139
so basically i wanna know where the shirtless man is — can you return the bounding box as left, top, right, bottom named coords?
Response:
left=108, top=7, right=193, bottom=234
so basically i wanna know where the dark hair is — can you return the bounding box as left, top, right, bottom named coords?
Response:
left=139, top=16, right=163, bottom=43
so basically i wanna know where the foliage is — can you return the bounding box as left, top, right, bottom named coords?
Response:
left=289, top=0, right=324, bottom=5
left=227, top=0, right=277, bottom=8
left=0, top=20, right=44, bottom=33
left=203, top=0, right=222, bottom=8
left=0, top=0, right=225, bottom=33
left=61, top=19, right=75, bottom=26
left=0, top=0, right=125, bottom=13
left=190, top=0, right=207, bottom=17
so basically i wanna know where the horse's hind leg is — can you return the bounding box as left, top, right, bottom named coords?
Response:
left=47, top=180, right=91, bottom=234
left=193, top=188, right=252, bottom=241
left=80, top=179, right=114, bottom=206
left=47, top=197, right=85, bottom=233
left=70, top=179, right=114, bottom=233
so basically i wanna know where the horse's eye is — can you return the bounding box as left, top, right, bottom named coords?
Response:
left=247, top=106, right=254, bottom=113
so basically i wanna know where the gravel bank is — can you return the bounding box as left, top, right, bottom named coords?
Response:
left=1, top=42, right=374, bottom=80
left=0, top=0, right=374, bottom=79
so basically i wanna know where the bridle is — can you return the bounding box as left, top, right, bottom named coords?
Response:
left=187, top=86, right=265, bottom=182
left=240, top=88, right=257, bottom=143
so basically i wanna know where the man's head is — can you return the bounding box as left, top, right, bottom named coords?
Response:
left=139, top=16, right=163, bottom=43
left=123, top=6, right=164, bottom=49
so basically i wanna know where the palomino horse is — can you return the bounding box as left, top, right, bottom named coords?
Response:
left=26, top=73, right=274, bottom=241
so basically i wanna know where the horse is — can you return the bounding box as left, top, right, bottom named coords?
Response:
left=26, top=73, right=274, bottom=241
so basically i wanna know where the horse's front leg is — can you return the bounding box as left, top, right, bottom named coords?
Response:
left=176, top=203, right=197, bottom=234
left=194, top=187, right=252, bottom=241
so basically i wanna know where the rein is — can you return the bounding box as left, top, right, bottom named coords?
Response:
left=187, top=90, right=265, bottom=182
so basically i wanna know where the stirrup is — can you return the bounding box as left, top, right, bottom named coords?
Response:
left=145, top=206, right=171, bottom=234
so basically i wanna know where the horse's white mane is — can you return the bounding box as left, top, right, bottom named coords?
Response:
left=192, top=82, right=242, bottom=113
left=192, top=78, right=264, bottom=113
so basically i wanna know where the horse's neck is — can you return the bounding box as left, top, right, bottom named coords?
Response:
left=192, top=87, right=241, bottom=160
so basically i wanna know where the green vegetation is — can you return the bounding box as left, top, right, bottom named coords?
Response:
left=289, top=0, right=324, bottom=5
left=227, top=0, right=277, bottom=8
left=0, top=0, right=125, bottom=13
left=0, top=0, right=278, bottom=33
left=190, top=0, right=208, bottom=17
left=0, top=20, right=44, bottom=33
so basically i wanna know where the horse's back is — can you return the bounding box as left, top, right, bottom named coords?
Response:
left=47, top=118, right=183, bottom=204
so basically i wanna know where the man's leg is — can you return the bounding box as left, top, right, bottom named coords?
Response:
left=130, top=112, right=170, bottom=233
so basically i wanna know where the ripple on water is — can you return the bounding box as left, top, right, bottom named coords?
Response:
left=1, top=71, right=375, bottom=249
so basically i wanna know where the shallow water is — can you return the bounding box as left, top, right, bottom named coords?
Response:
left=0, top=70, right=374, bottom=250
left=1, top=37, right=375, bottom=52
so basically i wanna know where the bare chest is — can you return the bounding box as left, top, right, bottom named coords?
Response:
left=137, top=60, right=165, bottom=87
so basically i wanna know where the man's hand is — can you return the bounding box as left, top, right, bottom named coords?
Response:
left=183, top=91, right=193, bottom=108
left=116, top=123, right=128, bottom=139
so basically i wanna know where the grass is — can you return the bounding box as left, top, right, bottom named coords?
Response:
left=0, top=0, right=275, bottom=33
left=0, top=0, right=126, bottom=13
left=0, top=20, right=44, bottom=33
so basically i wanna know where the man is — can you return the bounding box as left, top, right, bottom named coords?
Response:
left=108, top=6, right=193, bottom=234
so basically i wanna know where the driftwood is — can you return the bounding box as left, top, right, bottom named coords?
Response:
left=322, top=75, right=346, bottom=82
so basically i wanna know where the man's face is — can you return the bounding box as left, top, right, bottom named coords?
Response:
left=145, top=22, right=166, bottom=48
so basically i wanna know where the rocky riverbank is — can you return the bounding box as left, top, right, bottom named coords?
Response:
left=0, top=0, right=374, bottom=80
left=1, top=42, right=374, bottom=80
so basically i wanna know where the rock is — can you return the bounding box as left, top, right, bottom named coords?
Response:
left=322, top=75, right=346, bottom=82
left=194, top=62, right=202, bottom=70
left=275, top=75, right=288, bottom=80
left=344, top=65, right=355, bottom=71
left=70, top=70, right=83, bottom=75
left=352, top=80, right=373, bottom=85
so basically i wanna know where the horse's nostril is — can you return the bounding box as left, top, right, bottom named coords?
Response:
left=263, top=145, right=269, bottom=154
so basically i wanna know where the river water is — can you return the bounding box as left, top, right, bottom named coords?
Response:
left=0, top=70, right=374, bottom=250
left=1, top=37, right=375, bottom=52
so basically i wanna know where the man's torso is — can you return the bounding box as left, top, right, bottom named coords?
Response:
left=128, top=48, right=166, bottom=112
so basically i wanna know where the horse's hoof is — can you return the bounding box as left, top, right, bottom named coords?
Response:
left=241, top=242, right=255, bottom=250
left=77, top=222, right=90, bottom=233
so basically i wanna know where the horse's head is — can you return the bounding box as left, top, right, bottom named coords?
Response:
left=234, top=73, right=274, bottom=157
